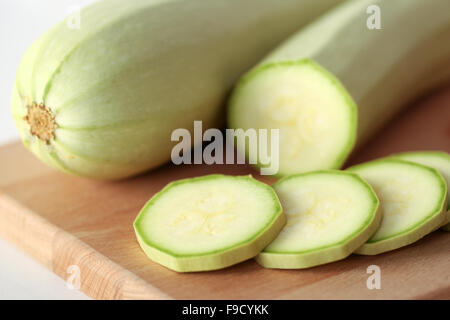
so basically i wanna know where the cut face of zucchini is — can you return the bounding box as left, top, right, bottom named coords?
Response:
left=392, top=151, right=450, bottom=231
left=228, top=60, right=356, bottom=176
left=256, top=171, right=380, bottom=269
left=134, top=174, right=285, bottom=272
left=348, top=159, right=448, bottom=255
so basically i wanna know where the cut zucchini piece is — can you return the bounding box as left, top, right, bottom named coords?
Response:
left=256, top=171, right=380, bottom=269
left=348, top=159, right=448, bottom=255
left=134, top=174, right=285, bottom=272
left=228, top=0, right=450, bottom=176
left=229, top=60, right=356, bottom=176
left=392, top=151, right=450, bottom=231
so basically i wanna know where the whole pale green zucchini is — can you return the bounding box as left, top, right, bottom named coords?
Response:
left=11, top=0, right=341, bottom=180
left=228, top=0, right=450, bottom=176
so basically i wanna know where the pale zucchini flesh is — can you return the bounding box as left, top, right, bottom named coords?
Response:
left=348, top=159, right=448, bottom=255
left=228, top=0, right=450, bottom=175
left=134, top=174, right=285, bottom=272
left=11, top=0, right=342, bottom=180
left=392, top=151, right=450, bottom=231
left=256, top=171, right=380, bottom=269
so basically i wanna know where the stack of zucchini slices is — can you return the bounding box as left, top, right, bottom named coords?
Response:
left=134, top=151, right=449, bottom=272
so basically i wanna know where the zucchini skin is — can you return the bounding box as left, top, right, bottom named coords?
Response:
left=11, top=0, right=342, bottom=180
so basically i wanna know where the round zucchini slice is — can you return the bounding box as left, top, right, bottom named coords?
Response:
left=391, top=151, right=450, bottom=231
left=348, top=159, right=448, bottom=255
left=134, top=174, right=285, bottom=272
left=256, top=171, right=380, bottom=269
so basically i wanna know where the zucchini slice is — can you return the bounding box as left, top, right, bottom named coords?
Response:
left=348, top=159, right=448, bottom=255
left=392, top=151, right=450, bottom=231
left=256, top=171, right=380, bottom=269
left=134, top=174, right=285, bottom=272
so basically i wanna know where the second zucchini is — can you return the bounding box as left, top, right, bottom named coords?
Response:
left=228, top=0, right=450, bottom=176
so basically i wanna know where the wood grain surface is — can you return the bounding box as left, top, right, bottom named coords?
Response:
left=0, top=87, right=449, bottom=300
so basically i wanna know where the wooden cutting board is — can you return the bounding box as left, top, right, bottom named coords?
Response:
left=0, top=86, right=449, bottom=300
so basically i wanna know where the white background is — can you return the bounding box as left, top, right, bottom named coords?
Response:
left=0, top=0, right=99, bottom=300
